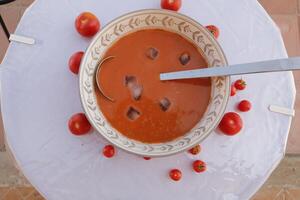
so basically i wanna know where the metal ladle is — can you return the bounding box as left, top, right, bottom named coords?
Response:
left=160, top=57, right=300, bottom=80
left=95, top=56, right=115, bottom=102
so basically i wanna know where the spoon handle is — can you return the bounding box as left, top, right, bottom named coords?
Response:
left=160, top=57, right=300, bottom=80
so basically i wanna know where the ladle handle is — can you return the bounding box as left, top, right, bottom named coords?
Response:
left=160, top=57, right=300, bottom=80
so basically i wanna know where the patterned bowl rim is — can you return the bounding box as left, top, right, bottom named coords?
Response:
left=79, top=9, right=230, bottom=157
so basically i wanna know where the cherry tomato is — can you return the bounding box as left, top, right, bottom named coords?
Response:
left=69, top=51, right=84, bottom=74
left=143, top=157, right=151, bottom=160
left=218, top=112, right=243, bottom=136
left=68, top=113, right=91, bottom=136
left=231, top=85, right=237, bottom=96
left=169, top=169, right=182, bottom=181
left=103, top=145, right=115, bottom=158
left=234, top=79, right=246, bottom=90
left=205, top=25, right=220, bottom=39
left=238, top=100, right=252, bottom=112
left=188, top=145, right=201, bottom=155
left=75, top=12, right=100, bottom=37
left=161, top=0, right=182, bottom=11
left=193, top=160, right=207, bottom=173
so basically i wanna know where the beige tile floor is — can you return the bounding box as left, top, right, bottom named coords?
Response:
left=0, top=0, right=300, bottom=199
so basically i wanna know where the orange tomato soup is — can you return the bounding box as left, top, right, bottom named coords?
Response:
left=95, top=29, right=211, bottom=143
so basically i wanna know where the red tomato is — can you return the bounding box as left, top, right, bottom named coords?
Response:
left=103, top=145, right=115, bottom=158
left=238, top=100, right=252, bottom=112
left=234, top=79, right=246, bottom=90
left=231, top=85, right=237, bottom=96
left=143, top=157, right=151, bottom=160
left=69, top=51, right=84, bottom=74
left=169, top=169, right=182, bottom=181
left=205, top=25, right=220, bottom=39
left=218, top=112, right=243, bottom=136
left=188, top=145, right=201, bottom=155
left=75, top=12, right=100, bottom=37
left=68, top=113, right=91, bottom=136
left=161, top=0, right=182, bottom=11
left=193, top=160, right=207, bottom=173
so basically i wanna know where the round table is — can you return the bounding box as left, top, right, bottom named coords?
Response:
left=0, top=0, right=296, bottom=199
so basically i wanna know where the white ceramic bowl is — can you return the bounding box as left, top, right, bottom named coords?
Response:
left=79, top=9, right=230, bottom=157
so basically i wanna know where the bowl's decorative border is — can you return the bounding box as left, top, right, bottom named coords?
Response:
left=79, top=9, right=230, bottom=156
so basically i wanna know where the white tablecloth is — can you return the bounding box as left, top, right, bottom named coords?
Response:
left=0, top=0, right=296, bottom=199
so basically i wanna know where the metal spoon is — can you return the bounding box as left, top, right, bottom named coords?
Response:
left=160, top=57, right=300, bottom=80
left=95, top=56, right=115, bottom=102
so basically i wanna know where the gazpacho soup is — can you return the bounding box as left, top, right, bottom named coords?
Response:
left=95, top=29, right=211, bottom=143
